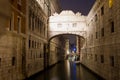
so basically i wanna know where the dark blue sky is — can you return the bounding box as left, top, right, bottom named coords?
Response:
left=59, top=0, right=95, bottom=15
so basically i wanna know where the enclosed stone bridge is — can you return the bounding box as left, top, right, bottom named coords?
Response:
left=49, top=10, right=87, bottom=40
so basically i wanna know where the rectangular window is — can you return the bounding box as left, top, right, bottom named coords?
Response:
left=32, top=41, right=34, bottom=48
left=12, top=57, right=15, bottom=66
left=110, top=56, right=114, bottom=67
left=10, top=18, right=12, bottom=31
left=101, top=27, right=104, bottom=37
left=29, top=10, right=32, bottom=30
left=95, top=54, right=97, bottom=61
left=0, top=58, right=1, bottom=67
left=111, top=21, right=114, bottom=33
left=101, top=55, right=104, bottom=63
left=32, top=15, right=35, bottom=31
left=17, top=17, right=21, bottom=33
left=34, top=17, right=37, bottom=30
left=10, top=13, right=14, bottom=31
left=101, top=6, right=104, bottom=15
left=29, top=40, right=31, bottom=48
left=35, top=41, right=37, bottom=48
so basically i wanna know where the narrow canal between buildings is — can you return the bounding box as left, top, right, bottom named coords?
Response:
left=28, top=61, right=104, bottom=80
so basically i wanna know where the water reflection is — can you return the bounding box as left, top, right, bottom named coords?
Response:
left=28, top=61, right=104, bottom=80
left=70, top=62, right=77, bottom=80
left=66, top=60, right=70, bottom=80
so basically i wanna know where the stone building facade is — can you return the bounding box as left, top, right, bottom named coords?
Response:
left=26, top=0, right=61, bottom=78
left=1, top=0, right=119, bottom=80
left=50, top=0, right=61, bottom=15
left=0, top=0, right=61, bottom=79
left=48, top=0, right=63, bottom=67
left=0, top=0, right=26, bottom=80
left=49, top=36, right=65, bottom=66
left=26, top=0, right=48, bottom=77
left=81, top=0, right=120, bottom=79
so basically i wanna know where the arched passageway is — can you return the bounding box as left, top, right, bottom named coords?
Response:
left=44, top=33, right=85, bottom=68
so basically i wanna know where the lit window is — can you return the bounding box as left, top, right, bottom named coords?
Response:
left=109, top=0, right=113, bottom=8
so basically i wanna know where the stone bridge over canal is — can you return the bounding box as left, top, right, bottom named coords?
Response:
left=49, top=10, right=87, bottom=40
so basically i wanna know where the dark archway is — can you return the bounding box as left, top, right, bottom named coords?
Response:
left=48, top=33, right=85, bottom=43
left=44, top=33, right=85, bottom=68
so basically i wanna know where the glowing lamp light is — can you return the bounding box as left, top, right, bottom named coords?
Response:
left=73, top=48, right=76, bottom=51
left=109, top=0, right=113, bottom=8
left=67, top=50, right=69, bottom=54
left=72, top=47, right=77, bottom=53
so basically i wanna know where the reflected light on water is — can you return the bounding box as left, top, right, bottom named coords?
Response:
left=28, top=61, right=104, bottom=80
left=51, top=77, right=60, bottom=80
left=66, top=60, right=71, bottom=78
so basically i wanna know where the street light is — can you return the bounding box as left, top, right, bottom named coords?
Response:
left=67, top=50, right=70, bottom=54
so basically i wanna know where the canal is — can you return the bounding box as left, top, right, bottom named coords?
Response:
left=28, top=61, right=104, bottom=80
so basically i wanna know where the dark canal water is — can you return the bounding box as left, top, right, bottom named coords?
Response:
left=28, top=61, right=104, bottom=80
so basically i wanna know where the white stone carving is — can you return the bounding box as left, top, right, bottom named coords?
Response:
left=49, top=10, right=87, bottom=39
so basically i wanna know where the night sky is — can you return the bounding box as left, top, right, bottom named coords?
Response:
left=59, top=0, right=95, bottom=15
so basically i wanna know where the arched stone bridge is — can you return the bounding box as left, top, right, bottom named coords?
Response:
left=49, top=10, right=87, bottom=40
